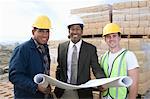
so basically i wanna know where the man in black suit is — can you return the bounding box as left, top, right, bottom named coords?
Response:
left=54, top=15, right=105, bottom=99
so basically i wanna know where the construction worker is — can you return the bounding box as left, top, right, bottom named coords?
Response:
left=54, top=15, right=105, bottom=99
left=9, top=15, right=53, bottom=98
left=99, top=23, right=139, bottom=99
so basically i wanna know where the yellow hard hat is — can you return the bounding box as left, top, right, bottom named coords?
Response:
left=32, top=15, right=51, bottom=29
left=103, top=23, right=121, bottom=36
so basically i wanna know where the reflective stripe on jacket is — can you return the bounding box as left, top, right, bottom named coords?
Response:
left=100, top=50, right=128, bottom=99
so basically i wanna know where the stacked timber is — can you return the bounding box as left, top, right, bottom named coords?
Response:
left=127, top=38, right=150, bottom=95
left=112, top=0, right=150, bottom=35
left=44, top=0, right=150, bottom=97
left=112, top=0, right=150, bottom=95
left=71, top=4, right=112, bottom=35
left=70, top=0, right=150, bottom=96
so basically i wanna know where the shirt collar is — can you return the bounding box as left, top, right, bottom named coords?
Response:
left=33, top=39, right=40, bottom=48
left=32, top=37, right=48, bottom=48
left=69, top=39, right=82, bottom=50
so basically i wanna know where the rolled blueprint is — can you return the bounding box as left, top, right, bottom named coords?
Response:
left=34, top=74, right=78, bottom=89
left=34, top=74, right=49, bottom=88
left=34, top=74, right=132, bottom=90
left=102, top=76, right=133, bottom=88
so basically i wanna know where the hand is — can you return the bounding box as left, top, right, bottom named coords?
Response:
left=37, top=84, right=52, bottom=94
left=98, top=85, right=107, bottom=92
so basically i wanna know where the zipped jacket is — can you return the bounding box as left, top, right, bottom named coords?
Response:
left=9, top=38, right=50, bottom=98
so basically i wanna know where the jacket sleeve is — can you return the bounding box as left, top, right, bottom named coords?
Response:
left=54, top=44, right=65, bottom=98
left=9, top=46, right=37, bottom=94
left=55, top=44, right=61, bottom=80
left=91, top=46, right=106, bottom=79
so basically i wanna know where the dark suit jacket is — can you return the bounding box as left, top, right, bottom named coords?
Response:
left=54, top=40, right=105, bottom=99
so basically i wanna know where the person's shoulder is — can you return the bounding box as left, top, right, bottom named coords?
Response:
left=59, top=41, right=69, bottom=46
left=124, top=49, right=137, bottom=59
left=125, top=49, right=135, bottom=55
left=20, top=39, right=31, bottom=47
left=82, top=40, right=96, bottom=48
left=15, top=39, right=33, bottom=50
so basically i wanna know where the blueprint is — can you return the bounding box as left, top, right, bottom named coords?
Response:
left=34, top=74, right=132, bottom=90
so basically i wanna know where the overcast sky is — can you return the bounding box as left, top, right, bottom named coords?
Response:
left=0, top=0, right=132, bottom=43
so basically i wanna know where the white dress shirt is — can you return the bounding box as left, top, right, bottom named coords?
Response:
left=67, top=40, right=82, bottom=83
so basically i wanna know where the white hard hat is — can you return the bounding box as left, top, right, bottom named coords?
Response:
left=67, top=15, right=84, bottom=27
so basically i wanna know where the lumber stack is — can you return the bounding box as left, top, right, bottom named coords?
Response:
left=71, top=4, right=112, bottom=35
left=135, top=38, right=150, bottom=95
left=112, top=1, right=150, bottom=35
left=47, top=0, right=150, bottom=97
left=112, top=0, right=150, bottom=95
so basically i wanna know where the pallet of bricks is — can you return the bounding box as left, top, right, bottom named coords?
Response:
left=112, top=0, right=150, bottom=97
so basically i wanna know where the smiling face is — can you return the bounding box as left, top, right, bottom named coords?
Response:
left=104, top=33, right=121, bottom=50
left=68, top=24, right=83, bottom=44
left=32, top=28, right=50, bottom=44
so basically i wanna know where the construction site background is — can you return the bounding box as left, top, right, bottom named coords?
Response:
left=0, top=0, right=150, bottom=98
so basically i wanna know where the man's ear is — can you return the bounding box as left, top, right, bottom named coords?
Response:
left=32, top=30, right=35, bottom=35
left=68, top=30, right=70, bottom=39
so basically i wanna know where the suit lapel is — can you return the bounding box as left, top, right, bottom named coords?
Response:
left=78, top=41, right=87, bottom=76
left=63, top=41, right=70, bottom=78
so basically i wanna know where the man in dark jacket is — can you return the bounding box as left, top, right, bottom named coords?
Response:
left=54, top=15, right=105, bottom=99
left=9, top=15, right=53, bottom=98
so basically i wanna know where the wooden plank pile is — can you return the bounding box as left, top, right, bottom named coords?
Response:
left=112, top=0, right=150, bottom=35
left=71, top=4, right=112, bottom=35
left=112, top=0, right=150, bottom=95
left=70, top=0, right=150, bottom=96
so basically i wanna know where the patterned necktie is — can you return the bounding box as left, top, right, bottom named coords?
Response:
left=38, top=45, right=50, bottom=75
left=70, top=45, right=78, bottom=84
